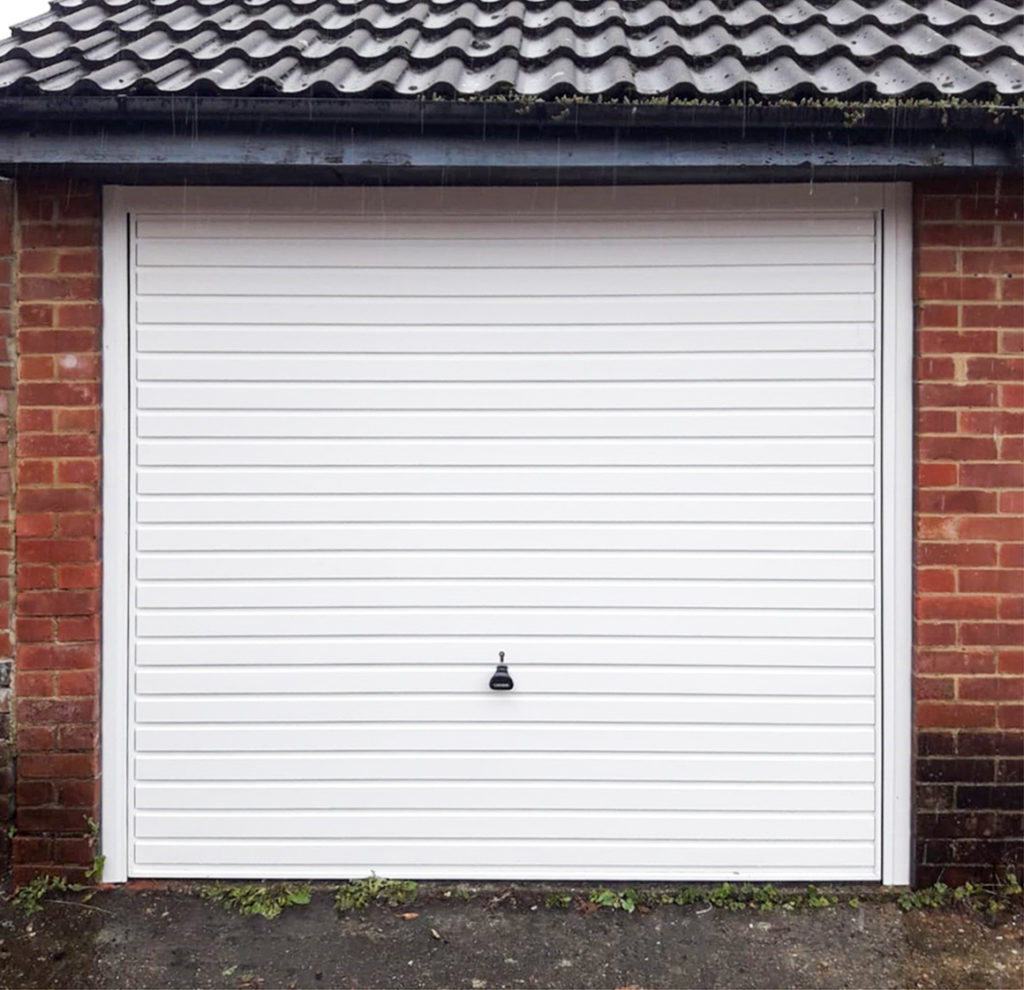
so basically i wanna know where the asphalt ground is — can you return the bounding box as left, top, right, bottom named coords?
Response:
left=1, top=882, right=1021, bottom=989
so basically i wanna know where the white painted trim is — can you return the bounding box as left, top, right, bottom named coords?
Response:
left=99, top=188, right=130, bottom=883
left=880, top=183, right=915, bottom=886
left=100, top=183, right=914, bottom=882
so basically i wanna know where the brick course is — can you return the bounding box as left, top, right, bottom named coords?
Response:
left=0, top=176, right=1021, bottom=884
left=0, top=180, right=13, bottom=864
left=914, top=176, right=1024, bottom=885
left=9, top=178, right=102, bottom=884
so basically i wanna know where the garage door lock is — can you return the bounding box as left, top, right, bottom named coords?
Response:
left=489, top=652, right=514, bottom=691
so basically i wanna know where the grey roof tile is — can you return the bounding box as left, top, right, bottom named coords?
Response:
left=0, top=0, right=1020, bottom=101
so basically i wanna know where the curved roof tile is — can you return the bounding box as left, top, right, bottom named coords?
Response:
left=0, top=0, right=1020, bottom=99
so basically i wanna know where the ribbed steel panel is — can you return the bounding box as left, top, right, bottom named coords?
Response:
left=121, top=187, right=886, bottom=880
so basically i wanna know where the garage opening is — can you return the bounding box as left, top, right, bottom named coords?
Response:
left=101, top=185, right=912, bottom=882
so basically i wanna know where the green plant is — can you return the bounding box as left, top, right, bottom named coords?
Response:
left=895, top=875, right=1022, bottom=914
left=588, top=887, right=642, bottom=913
left=200, top=883, right=312, bottom=919
left=897, top=882, right=948, bottom=911
left=85, top=853, right=106, bottom=882
left=663, top=886, right=703, bottom=906
left=804, top=885, right=838, bottom=909
left=334, top=875, right=418, bottom=913
left=82, top=816, right=104, bottom=882
left=8, top=815, right=107, bottom=915
left=511, top=875, right=1024, bottom=920
left=544, top=892, right=572, bottom=909
left=747, top=883, right=785, bottom=912
left=658, top=883, right=831, bottom=912
left=707, top=883, right=744, bottom=911
left=11, top=874, right=85, bottom=916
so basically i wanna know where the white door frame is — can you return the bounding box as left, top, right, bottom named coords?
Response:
left=100, top=183, right=914, bottom=884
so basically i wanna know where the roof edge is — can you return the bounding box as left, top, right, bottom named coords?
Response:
left=1, top=110, right=1020, bottom=182
left=0, top=91, right=1021, bottom=132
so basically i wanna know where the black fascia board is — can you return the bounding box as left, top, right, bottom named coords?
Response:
left=2, top=162, right=1012, bottom=188
left=0, top=95, right=1020, bottom=182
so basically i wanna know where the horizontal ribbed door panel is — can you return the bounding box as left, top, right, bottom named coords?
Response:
left=127, top=193, right=881, bottom=880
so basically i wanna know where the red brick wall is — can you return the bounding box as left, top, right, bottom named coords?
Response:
left=914, top=176, right=1024, bottom=885
left=10, top=178, right=102, bottom=883
left=0, top=176, right=1021, bottom=884
left=0, top=181, right=14, bottom=859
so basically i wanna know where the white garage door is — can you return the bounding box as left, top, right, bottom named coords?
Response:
left=109, top=186, right=907, bottom=881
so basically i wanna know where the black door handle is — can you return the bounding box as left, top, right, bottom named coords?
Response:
left=489, top=651, right=514, bottom=691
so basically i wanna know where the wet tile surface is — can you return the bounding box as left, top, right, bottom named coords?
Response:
left=0, top=0, right=1021, bottom=99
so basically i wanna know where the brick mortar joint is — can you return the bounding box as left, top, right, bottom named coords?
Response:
left=8, top=179, right=18, bottom=829
left=1, top=180, right=15, bottom=829
left=9, top=179, right=104, bottom=875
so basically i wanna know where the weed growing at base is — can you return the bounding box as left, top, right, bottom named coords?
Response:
left=200, top=883, right=312, bottom=919
left=10, top=875, right=86, bottom=916
left=544, top=877, right=1023, bottom=915
left=335, top=875, right=419, bottom=912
